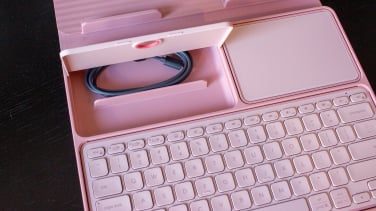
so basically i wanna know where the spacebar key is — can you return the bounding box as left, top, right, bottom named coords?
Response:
left=254, top=199, right=309, bottom=211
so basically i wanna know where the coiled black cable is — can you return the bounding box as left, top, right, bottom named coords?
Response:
left=85, top=51, right=193, bottom=97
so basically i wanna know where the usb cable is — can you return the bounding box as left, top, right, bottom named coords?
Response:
left=85, top=51, right=193, bottom=97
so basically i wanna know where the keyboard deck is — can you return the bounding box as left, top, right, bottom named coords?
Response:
left=82, top=87, right=376, bottom=211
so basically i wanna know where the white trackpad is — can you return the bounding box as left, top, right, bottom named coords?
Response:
left=224, top=8, right=360, bottom=103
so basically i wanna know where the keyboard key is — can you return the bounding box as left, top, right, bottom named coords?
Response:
left=262, top=111, right=279, bottom=122
left=130, top=150, right=149, bottom=169
left=251, top=185, right=272, bottom=205
left=148, top=135, right=165, bottom=145
left=127, top=139, right=145, bottom=150
left=354, top=120, right=376, bottom=139
left=228, top=130, right=248, bottom=148
left=337, top=102, right=374, bottom=123
left=124, top=171, right=143, bottom=191
left=189, top=138, right=209, bottom=156
left=93, top=176, right=122, bottom=198
left=87, top=147, right=105, bottom=158
left=353, top=192, right=371, bottom=204
left=299, top=104, right=315, bottom=114
left=316, top=100, right=332, bottom=110
left=293, top=155, right=314, bottom=174
left=318, top=129, right=338, bottom=147
left=312, top=151, right=332, bottom=170
left=333, top=96, right=349, bottom=106
left=330, top=188, right=351, bottom=209
left=350, top=92, right=367, bottom=102
left=167, top=131, right=184, bottom=142
left=96, top=195, right=132, bottom=211
left=205, top=154, right=225, bottom=174
left=282, top=138, right=301, bottom=156
left=336, top=125, right=356, bottom=143
left=109, top=154, right=129, bottom=173
left=208, top=134, right=228, bottom=152
left=154, top=186, right=174, bottom=206
left=144, top=167, right=164, bottom=187
left=284, top=118, right=304, bottom=135
left=274, top=159, right=294, bottom=178
left=108, top=143, right=125, bottom=154
left=309, top=172, right=330, bottom=191
left=185, top=159, right=205, bottom=178
left=290, top=176, right=311, bottom=196
left=247, top=126, right=267, bottom=143
left=320, top=110, right=339, bottom=127
left=190, top=200, right=210, bottom=211
left=266, top=122, right=286, bottom=139
left=195, top=177, right=215, bottom=197
left=235, top=168, right=255, bottom=187
left=347, top=158, right=376, bottom=182
left=302, top=114, right=322, bottom=131
left=231, top=190, right=252, bottom=210
left=328, top=167, right=349, bottom=187
left=300, top=133, right=320, bottom=151
left=215, top=173, right=235, bottom=192
left=133, top=191, right=153, bottom=210
left=368, top=180, right=376, bottom=190
left=89, top=159, right=108, bottom=178
left=211, top=195, right=231, bottom=211
left=308, top=193, right=332, bottom=211
left=170, top=142, right=189, bottom=160
left=244, top=115, right=261, bottom=126
left=280, top=107, right=297, bottom=118
left=165, top=163, right=184, bottom=183
left=263, top=142, right=282, bottom=160
left=255, top=164, right=275, bottom=183
left=225, top=119, right=242, bottom=130
left=150, top=146, right=169, bottom=165
left=330, top=147, right=350, bottom=165
left=175, top=182, right=195, bottom=202
left=244, top=146, right=264, bottom=164
left=270, top=181, right=292, bottom=201
left=206, top=123, right=223, bottom=134
left=187, top=127, right=204, bottom=138
left=224, top=150, right=244, bottom=169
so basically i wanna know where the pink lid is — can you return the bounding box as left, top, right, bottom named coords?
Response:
left=53, top=0, right=321, bottom=49
left=60, top=22, right=233, bottom=72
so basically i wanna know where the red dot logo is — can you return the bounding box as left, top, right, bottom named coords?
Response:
left=133, top=39, right=162, bottom=49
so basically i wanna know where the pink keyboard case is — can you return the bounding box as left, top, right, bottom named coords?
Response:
left=52, top=0, right=376, bottom=209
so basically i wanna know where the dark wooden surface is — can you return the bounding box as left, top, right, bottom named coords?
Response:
left=0, top=0, right=375, bottom=210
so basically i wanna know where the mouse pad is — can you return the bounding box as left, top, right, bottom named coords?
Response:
left=224, top=8, right=360, bottom=103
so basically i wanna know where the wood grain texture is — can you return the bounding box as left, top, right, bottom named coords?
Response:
left=0, top=0, right=374, bottom=210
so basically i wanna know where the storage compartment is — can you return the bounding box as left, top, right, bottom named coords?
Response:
left=60, top=22, right=238, bottom=137
left=66, top=47, right=236, bottom=136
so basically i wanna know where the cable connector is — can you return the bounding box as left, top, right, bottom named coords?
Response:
left=153, top=56, right=184, bottom=70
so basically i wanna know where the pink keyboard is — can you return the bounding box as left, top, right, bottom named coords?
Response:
left=82, top=87, right=376, bottom=211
